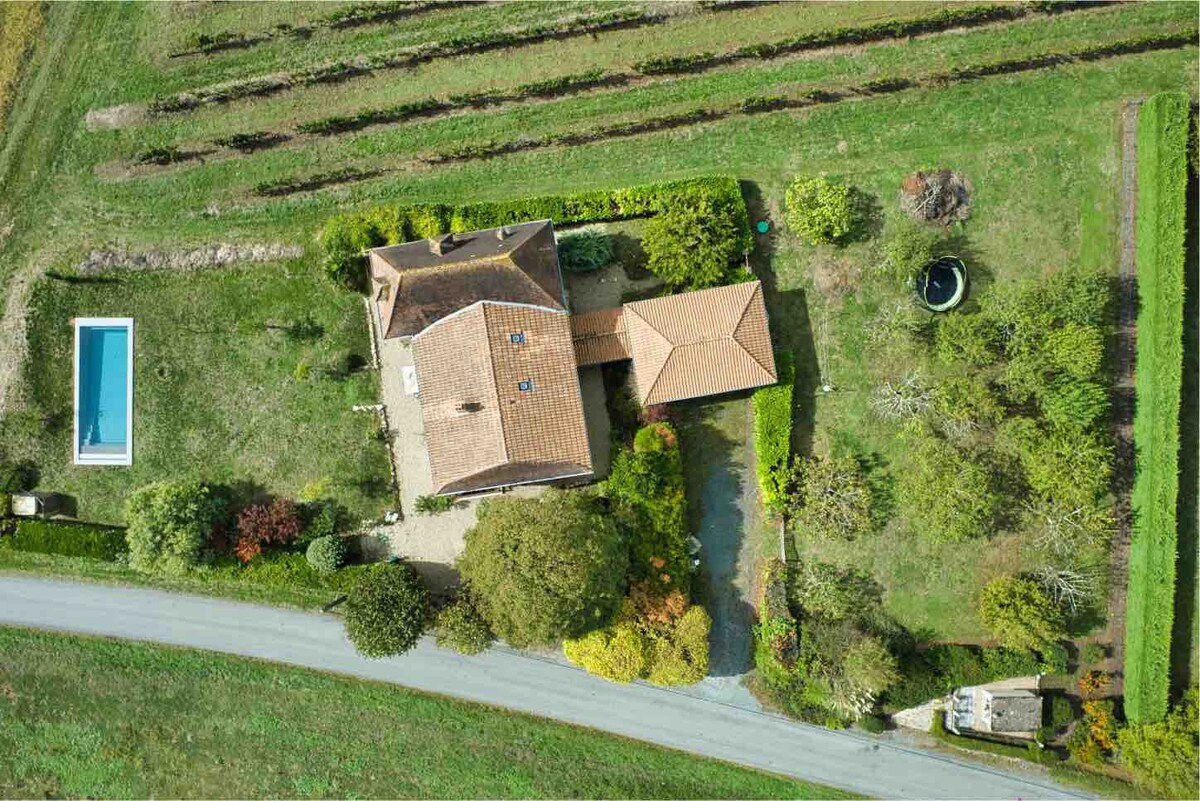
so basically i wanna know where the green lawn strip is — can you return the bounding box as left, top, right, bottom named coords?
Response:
left=7, top=260, right=391, bottom=524
left=0, top=548, right=345, bottom=610
left=0, top=627, right=854, bottom=799
left=116, top=1, right=1191, bottom=164
left=132, top=0, right=951, bottom=127
left=1124, top=91, right=1190, bottom=724
left=106, top=17, right=1198, bottom=210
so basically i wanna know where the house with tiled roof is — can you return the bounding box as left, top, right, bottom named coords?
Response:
left=369, top=220, right=777, bottom=497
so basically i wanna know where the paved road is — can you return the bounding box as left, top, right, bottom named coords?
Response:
left=0, top=576, right=1086, bottom=800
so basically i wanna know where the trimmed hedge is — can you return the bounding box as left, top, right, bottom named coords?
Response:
left=1124, top=92, right=1190, bottom=725
left=9, top=519, right=127, bottom=561
left=753, top=352, right=794, bottom=515
left=319, top=176, right=749, bottom=284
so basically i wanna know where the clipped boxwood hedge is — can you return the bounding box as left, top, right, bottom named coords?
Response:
left=9, top=519, right=128, bottom=561
left=753, top=352, right=794, bottom=514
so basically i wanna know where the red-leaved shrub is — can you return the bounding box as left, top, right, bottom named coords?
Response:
left=234, top=498, right=302, bottom=563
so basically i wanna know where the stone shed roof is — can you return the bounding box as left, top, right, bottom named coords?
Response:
left=412, top=300, right=592, bottom=495
left=369, top=220, right=565, bottom=339
left=984, top=690, right=1044, bottom=734
left=623, top=281, right=776, bottom=405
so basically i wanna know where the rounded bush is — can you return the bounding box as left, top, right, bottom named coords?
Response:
left=306, top=535, right=347, bottom=574
left=435, top=597, right=493, bottom=655
left=784, top=177, right=853, bottom=244
left=557, top=227, right=613, bottom=273
left=344, top=563, right=431, bottom=658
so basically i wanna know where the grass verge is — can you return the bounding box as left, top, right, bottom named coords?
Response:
left=0, top=627, right=854, bottom=799
left=4, top=259, right=392, bottom=524
left=0, top=1, right=42, bottom=133
left=1124, top=91, right=1190, bottom=724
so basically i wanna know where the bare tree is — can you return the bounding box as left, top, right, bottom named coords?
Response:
left=870, top=373, right=932, bottom=422
left=1032, top=566, right=1099, bottom=614
left=1024, top=498, right=1113, bottom=557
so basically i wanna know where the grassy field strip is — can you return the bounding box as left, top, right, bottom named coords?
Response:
left=124, top=0, right=1146, bottom=145
left=80, top=43, right=1197, bottom=254
left=147, top=0, right=657, bottom=95
left=0, top=2, right=43, bottom=136
left=1123, top=91, right=1190, bottom=724
left=225, top=32, right=1198, bottom=200
left=118, top=1, right=960, bottom=129
left=116, top=0, right=1160, bottom=165
left=0, top=628, right=850, bottom=799
left=102, top=5, right=1194, bottom=192
left=165, top=1, right=481, bottom=60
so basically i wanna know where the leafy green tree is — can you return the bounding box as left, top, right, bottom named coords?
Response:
left=557, top=226, right=613, bottom=273
left=343, top=563, right=431, bottom=658
left=1117, top=692, right=1199, bottom=798
left=434, top=595, right=494, bottom=655
left=564, top=619, right=648, bottom=683
left=642, top=194, right=742, bottom=289
left=305, top=535, right=346, bottom=574
left=125, top=481, right=222, bottom=574
left=895, top=433, right=996, bottom=542
left=784, top=177, right=854, bottom=244
left=790, top=561, right=882, bottom=622
left=932, top=375, right=1004, bottom=438
left=934, top=312, right=1001, bottom=367
left=458, top=490, right=627, bottom=647
left=880, top=220, right=939, bottom=282
left=999, top=418, right=1111, bottom=510
left=787, top=455, right=873, bottom=540
left=978, top=575, right=1066, bottom=651
left=1043, top=322, right=1105, bottom=380
left=842, top=637, right=900, bottom=696
left=1041, top=378, right=1108, bottom=430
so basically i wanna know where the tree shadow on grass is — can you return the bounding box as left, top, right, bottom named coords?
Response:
left=742, top=180, right=818, bottom=462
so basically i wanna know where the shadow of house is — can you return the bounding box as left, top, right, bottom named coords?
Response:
left=679, top=396, right=756, bottom=677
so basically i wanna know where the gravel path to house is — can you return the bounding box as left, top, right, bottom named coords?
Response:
left=0, top=575, right=1089, bottom=800
left=681, top=397, right=760, bottom=679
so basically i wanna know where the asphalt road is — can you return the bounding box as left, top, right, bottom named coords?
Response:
left=0, top=576, right=1087, bottom=800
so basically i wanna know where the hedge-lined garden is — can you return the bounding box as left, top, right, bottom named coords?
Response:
left=1124, top=91, right=1190, bottom=725
left=320, top=176, right=751, bottom=285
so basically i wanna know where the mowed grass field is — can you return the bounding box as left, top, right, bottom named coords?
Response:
left=0, top=627, right=851, bottom=799
left=0, top=2, right=1196, bottom=634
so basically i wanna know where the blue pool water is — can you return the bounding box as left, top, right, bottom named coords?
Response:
left=77, top=325, right=129, bottom=450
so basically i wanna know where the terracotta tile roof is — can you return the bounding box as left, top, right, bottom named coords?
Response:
left=370, top=220, right=566, bottom=338
left=570, top=307, right=630, bottom=366
left=623, top=281, right=776, bottom=405
left=413, top=301, right=592, bottom=495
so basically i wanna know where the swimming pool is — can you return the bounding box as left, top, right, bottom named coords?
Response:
left=74, top=317, right=133, bottom=466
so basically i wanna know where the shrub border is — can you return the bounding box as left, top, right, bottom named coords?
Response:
left=752, top=351, right=794, bottom=515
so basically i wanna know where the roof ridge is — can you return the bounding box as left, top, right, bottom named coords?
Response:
left=480, top=304, right=510, bottom=464
left=502, top=251, right=565, bottom=311
left=730, top=283, right=775, bottom=379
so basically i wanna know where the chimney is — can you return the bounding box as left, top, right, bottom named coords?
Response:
left=456, top=401, right=483, bottom=413
left=429, top=233, right=455, bottom=256
left=496, top=226, right=510, bottom=241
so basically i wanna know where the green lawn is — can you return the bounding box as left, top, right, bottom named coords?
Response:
left=1124, top=91, right=1190, bottom=724
left=0, top=0, right=1195, bottom=651
left=4, top=260, right=392, bottom=524
left=0, top=627, right=852, bottom=799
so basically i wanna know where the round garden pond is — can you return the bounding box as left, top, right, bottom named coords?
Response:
left=916, top=256, right=966, bottom=312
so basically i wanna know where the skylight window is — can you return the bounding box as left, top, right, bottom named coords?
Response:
left=518, top=379, right=534, bottom=392
left=510, top=332, right=525, bottom=344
